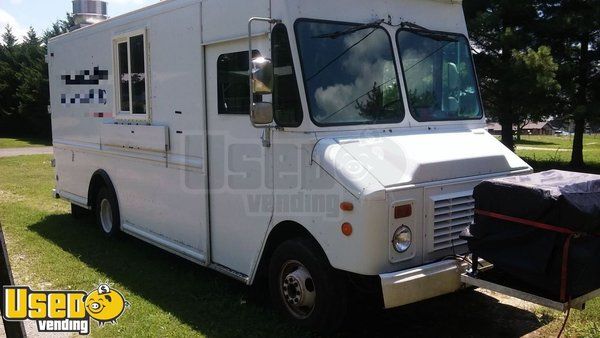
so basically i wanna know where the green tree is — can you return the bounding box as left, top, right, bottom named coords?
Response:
left=355, top=82, right=385, bottom=120
left=537, top=0, right=600, bottom=168
left=1, top=24, right=17, bottom=47
left=0, top=12, right=73, bottom=137
left=17, top=27, right=50, bottom=136
left=43, top=13, right=74, bottom=44
left=0, top=25, right=20, bottom=125
left=463, top=0, right=557, bottom=150
left=512, top=46, right=561, bottom=139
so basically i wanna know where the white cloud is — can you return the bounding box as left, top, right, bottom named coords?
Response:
left=0, top=9, right=27, bottom=41
left=9, top=0, right=23, bottom=5
left=315, top=59, right=393, bottom=119
left=313, top=30, right=398, bottom=122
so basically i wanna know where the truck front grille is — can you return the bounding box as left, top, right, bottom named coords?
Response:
left=432, top=192, right=474, bottom=251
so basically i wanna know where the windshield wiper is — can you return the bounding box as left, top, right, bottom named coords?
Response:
left=400, top=21, right=458, bottom=42
left=400, top=21, right=430, bottom=31
left=313, top=19, right=384, bottom=39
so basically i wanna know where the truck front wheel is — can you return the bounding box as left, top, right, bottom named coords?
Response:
left=268, top=238, right=347, bottom=332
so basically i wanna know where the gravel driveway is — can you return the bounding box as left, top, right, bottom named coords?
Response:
left=0, top=147, right=53, bottom=157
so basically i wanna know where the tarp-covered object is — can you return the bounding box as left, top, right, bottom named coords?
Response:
left=467, top=170, right=600, bottom=299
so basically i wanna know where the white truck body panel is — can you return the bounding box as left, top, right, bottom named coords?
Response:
left=50, top=0, right=210, bottom=263
left=100, top=124, right=169, bottom=152
left=313, top=128, right=529, bottom=189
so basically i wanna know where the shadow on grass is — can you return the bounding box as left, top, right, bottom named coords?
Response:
left=0, top=135, right=51, bottom=147
left=30, top=214, right=546, bottom=337
left=523, top=157, right=600, bottom=175
left=515, top=139, right=558, bottom=146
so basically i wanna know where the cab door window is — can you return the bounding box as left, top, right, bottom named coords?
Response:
left=217, top=50, right=260, bottom=114
left=272, top=24, right=303, bottom=127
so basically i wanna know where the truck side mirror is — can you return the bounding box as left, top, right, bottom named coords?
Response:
left=251, top=57, right=273, bottom=94
left=247, top=17, right=281, bottom=144
left=251, top=102, right=273, bottom=125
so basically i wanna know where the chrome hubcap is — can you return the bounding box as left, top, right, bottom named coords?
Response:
left=280, top=260, right=316, bottom=319
left=100, top=199, right=113, bottom=233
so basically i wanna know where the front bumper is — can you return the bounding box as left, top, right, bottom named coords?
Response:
left=379, top=259, right=470, bottom=309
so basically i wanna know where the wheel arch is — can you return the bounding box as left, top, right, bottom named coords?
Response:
left=87, top=169, right=118, bottom=209
left=252, top=220, right=330, bottom=285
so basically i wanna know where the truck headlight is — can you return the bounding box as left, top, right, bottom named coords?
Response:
left=392, top=226, right=412, bottom=253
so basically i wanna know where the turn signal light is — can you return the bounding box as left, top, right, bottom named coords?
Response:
left=394, top=204, right=412, bottom=219
left=341, top=222, right=353, bottom=236
left=340, top=202, right=354, bottom=211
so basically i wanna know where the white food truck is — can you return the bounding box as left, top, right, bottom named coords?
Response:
left=48, top=0, right=532, bottom=330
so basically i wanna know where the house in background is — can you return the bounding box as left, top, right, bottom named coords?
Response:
left=486, top=121, right=556, bottom=136
left=522, top=121, right=555, bottom=135
left=485, top=123, right=505, bottom=135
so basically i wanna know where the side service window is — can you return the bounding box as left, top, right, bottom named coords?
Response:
left=114, top=30, right=148, bottom=119
left=217, top=50, right=260, bottom=114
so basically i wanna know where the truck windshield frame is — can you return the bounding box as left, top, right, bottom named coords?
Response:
left=294, top=18, right=405, bottom=127
left=396, top=28, right=483, bottom=122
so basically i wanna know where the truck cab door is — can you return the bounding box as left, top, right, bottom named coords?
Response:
left=205, top=38, right=274, bottom=277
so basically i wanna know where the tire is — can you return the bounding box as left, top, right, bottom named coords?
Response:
left=70, top=203, right=89, bottom=219
left=269, top=238, right=347, bottom=332
left=94, top=186, right=120, bottom=236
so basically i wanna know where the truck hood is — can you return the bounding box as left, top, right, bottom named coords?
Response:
left=312, top=129, right=531, bottom=198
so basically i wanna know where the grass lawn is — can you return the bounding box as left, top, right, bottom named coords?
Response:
left=515, top=134, right=600, bottom=174
left=0, top=155, right=598, bottom=337
left=0, top=155, right=299, bottom=337
left=0, top=137, right=51, bottom=148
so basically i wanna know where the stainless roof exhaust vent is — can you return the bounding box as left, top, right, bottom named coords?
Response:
left=72, top=0, right=108, bottom=30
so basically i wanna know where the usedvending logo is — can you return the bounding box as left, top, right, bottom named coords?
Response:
left=2, top=283, right=129, bottom=335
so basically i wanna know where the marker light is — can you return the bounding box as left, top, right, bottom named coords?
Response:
left=340, top=202, right=354, bottom=211
left=392, top=226, right=412, bottom=253
left=341, top=222, right=353, bottom=236
left=394, top=204, right=412, bottom=219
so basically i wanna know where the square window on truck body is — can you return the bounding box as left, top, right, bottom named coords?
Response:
left=115, top=32, right=147, bottom=118
left=130, top=35, right=146, bottom=115
left=118, top=42, right=130, bottom=112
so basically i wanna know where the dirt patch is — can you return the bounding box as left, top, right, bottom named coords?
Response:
left=516, top=146, right=572, bottom=152
left=0, top=189, right=25, bottom=203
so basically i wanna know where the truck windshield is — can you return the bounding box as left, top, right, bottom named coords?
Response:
left=397, top=29, right=482, bottom=122
left=295, top=20, right=404, bottom=126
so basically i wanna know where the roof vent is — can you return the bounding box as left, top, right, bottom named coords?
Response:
left=72, top=0, right=108, bottom=29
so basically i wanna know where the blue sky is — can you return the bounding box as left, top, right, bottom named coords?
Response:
left=0, top=0, right=159, bottom=40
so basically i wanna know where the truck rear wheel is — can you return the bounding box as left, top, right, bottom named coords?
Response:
left=268, top=238, right=347, bottom=332
left=94, top=186, right=120, bottom=236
